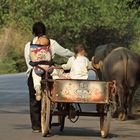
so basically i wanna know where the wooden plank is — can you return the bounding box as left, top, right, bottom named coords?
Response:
left=52, top=79, right=111, bottom=104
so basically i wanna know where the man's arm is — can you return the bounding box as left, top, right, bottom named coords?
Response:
left=50, top=39, right=74, bottom=57
left=24, top=42, right=33, bottom=75
left=24, top=38, right=38, bottom=69
left=24, top=42, right=31, bottom=67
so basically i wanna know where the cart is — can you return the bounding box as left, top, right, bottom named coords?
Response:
left=41, top=78, right=114, bottom=138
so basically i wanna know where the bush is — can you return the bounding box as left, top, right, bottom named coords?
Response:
left=0, top=23, right=31, bottom=74
left=0, top=0, right=140, bottom=74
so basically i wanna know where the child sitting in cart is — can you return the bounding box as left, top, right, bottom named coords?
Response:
left=51, top=43, right=97, bottom=120
left=51, top=43, right=97, bottom=80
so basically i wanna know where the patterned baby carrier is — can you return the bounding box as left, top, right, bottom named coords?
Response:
left=29, top=40, right=53, bottom=76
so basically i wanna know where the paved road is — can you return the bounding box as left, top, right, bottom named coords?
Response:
left=0, top=73, right=140, bottom=140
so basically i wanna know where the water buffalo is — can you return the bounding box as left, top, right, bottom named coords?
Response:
left=92, top=43, right=119, bottom=79
left=92, top=44, right=140, bottom=120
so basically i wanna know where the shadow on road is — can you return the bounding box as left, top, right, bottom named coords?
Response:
left=0, top=109, right=29, bottom=114
left=14, top=124, right=31, bottom=130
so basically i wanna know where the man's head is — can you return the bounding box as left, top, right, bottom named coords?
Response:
left=32, top=21, right=46, bottom=37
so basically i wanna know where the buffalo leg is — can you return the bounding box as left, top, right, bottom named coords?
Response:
left=127, top=88, right=136, bottom=117
left=117, top=85, right=126, bottom=121
left=112, top=94, right=119, bottom=118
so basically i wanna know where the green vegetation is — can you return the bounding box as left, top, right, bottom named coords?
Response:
left=0, top=0, right=140, bottom=74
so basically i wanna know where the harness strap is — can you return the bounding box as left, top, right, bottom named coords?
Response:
left=29, top=60, right=53, bottom=67
left=30, top=37, right=53, bottom=67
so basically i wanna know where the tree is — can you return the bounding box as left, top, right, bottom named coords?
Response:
left=0, top=0, right=140, bottom=73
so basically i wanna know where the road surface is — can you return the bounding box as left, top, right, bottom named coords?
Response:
left=0, top=73, right=140, bottom=140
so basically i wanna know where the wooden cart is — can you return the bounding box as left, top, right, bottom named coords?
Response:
left=41, top=79, right=114, bottom=138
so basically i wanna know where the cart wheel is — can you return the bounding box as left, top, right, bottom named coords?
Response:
left=100, top=105, right=111, bottom=138
left=41, top=90, right=51, bottom=137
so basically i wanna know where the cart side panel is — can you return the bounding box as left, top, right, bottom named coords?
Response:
left=53, top=79, right=110, bottom=104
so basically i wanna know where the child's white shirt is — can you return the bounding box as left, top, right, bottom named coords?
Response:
left=62, top=56, right=90, bottom=79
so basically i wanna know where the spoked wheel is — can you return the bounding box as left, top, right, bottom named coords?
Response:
left=41, top=90, right=51, bottom=137
left=100, top=104, right=111, bottom=138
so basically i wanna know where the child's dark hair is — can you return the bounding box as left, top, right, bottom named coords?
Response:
left=32, top=21, right=46, bottom=37
left=74, top=43, right=86, bottom=57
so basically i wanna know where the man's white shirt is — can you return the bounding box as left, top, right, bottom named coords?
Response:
left=24, top=38, right=74, bottom=77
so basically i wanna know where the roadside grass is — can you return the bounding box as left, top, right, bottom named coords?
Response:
left=0, top=62, right=16, bottom=74
left=0, top=25, right=30, bottom=74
